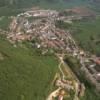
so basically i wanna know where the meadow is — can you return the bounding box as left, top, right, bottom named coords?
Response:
left=0, top=37, right=58, bottom=100
left=0, top=16, right=12, bottom=30
left=71, top=17, right=100, bottom=55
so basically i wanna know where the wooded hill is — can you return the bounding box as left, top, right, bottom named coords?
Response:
left=0, top=0, right=90, bottom=8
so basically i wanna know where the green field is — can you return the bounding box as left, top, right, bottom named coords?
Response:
left=71, top=17, right=100, bottom=55
left=0, top=16, right=12, bottom=30
left=0, top=7, right=23, bottom=17
left=0, top=37, right=58, bottom=100
left=37, top=0, right=89, bottom=10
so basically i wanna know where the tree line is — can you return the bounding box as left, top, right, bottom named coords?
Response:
left=0, top=0, right=59, bottom=7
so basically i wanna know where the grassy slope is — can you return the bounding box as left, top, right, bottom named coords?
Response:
left=0, top=16, right=11, bottom=30
left=71, top=17, right=100, bottom=55
left=0, top=6, right=23, bottom=17
left=38, top=0, right=89, bottom=10
left=0, top=37, right=58, bottom=100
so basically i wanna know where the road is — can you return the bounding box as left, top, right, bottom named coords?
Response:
left=46, top=88, right=61, bottom=100
left=47, top=53, right=80, bottom=100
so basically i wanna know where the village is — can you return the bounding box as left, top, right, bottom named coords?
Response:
left=4, top=8, right=100, bottom=100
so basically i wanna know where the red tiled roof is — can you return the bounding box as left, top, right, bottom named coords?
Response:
left=93, top=58, right=100, bottom=65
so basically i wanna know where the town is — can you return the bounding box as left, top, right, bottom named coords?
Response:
left=4, top=8, right=100, bottom=100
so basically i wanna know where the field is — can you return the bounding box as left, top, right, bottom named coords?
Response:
left=0, top=16, right=12, bottom=30
left=38, top=0, right=89, bottom=10
left=71, top=17, right=100, bottom=55
left=0, top=37, right=58, bottom=100
left=0, top=7, right=23, bottom=17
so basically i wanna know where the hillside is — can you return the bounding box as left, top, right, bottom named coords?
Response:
left=0, top=0, right=90, bottom=9
left=71, top=17, right=100, bottom=56
left=1, top=0, right=100, bottom=16
left=0, top=0, right=89, bottom=7
left=0, top=37, right=58, bottom=100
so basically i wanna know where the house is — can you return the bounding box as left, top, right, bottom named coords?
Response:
left=92, top=57, right=100, bottom=65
